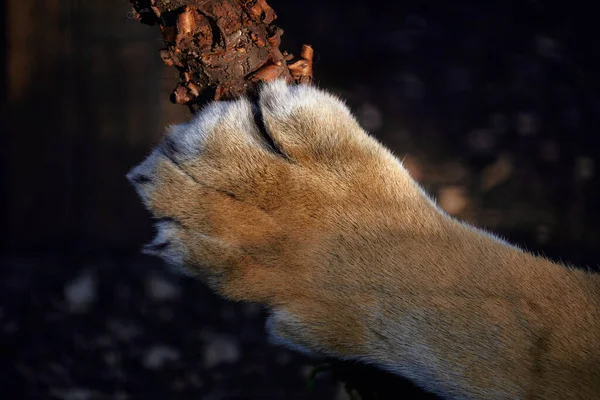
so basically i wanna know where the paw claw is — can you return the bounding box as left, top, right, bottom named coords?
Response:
left=126, top=149, right=162, bottom=206
left=142, top=240, right=170, bottom=253
left=128, top=173, right=152, bottom=185
left=142, top=220, right=188, bottom=269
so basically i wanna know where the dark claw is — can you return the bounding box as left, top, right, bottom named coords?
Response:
left=143, top=241, right=170, bottom=252
left=130, top=174, right=152, bottom=184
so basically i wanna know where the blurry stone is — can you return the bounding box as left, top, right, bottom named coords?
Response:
left=438, top=186, right=469, bottom=215
left=143, top=345, right=180, bottom=370
left=516, top=113, right=538, bottom=136
left=145, top=274, right=181, bottom=302
left=64, top=270, right=96, bottom=313
left=540, top=140, right=560, bottom=162
left=103, top=351, right=120, bottom=366
left=357, top=103, right=382, bottom=132
left=107, top=318, right=141, bottom=341
left=203, top=335, right=240, bottom=368
left=480, top=155, right=513, bottom=191
left=467, top=129, right=495, bottom=153
left=575, top=157, right=595, bottom=180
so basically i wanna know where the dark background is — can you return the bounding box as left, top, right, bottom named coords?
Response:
left=1, top=0, right=599, bottom=399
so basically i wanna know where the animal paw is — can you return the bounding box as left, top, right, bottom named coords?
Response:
left=127, top=80, right=435, bottom=357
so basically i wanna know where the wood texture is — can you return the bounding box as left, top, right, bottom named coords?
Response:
left=129, top=0, right=313, bottom=109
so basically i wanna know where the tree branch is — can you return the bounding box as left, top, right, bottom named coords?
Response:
left=129, top=0, right=313, bottom=111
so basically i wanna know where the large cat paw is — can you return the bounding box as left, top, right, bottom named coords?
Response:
left=127, top=80, right=428, bottom=357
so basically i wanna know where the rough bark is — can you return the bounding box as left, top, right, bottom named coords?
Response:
left=129, top=0, right=313, bottom=111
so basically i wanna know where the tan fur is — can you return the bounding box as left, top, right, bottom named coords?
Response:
left=127, top=80, right=600, bottom=399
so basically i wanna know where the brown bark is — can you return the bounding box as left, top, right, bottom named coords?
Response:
left=129, top=0, right=313, bottom=111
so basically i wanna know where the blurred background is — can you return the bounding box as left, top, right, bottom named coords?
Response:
left=1, top=0, right=599, bottom=398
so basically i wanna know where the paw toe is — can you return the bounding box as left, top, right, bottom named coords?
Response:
left=160, top=101, right=236, bottom=162
left=256, top=80, right=374, bottom=165
left=259, top=79, right=350, bottom=120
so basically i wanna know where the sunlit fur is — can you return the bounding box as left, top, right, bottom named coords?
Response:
left=128, top=80, right=600, bottom=399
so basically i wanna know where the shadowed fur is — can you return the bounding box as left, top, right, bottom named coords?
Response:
left=127, top=80, right=600, bottom=399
